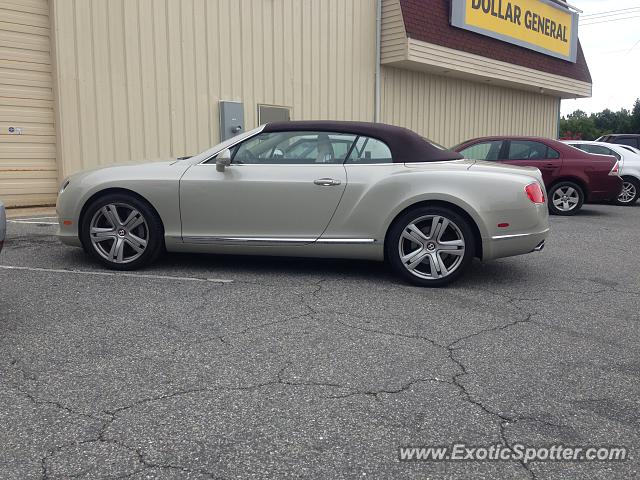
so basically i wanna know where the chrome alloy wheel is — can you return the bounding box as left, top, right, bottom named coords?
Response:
left=398, top=215, right=466, bottom=280
left=618, top=181, right=637, bottom=204
left=89, top=203, right=148, bottom=264
left=552, top=186, right=580, bottom=212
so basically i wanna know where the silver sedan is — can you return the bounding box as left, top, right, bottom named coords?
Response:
left=57, top=121, right=549, bottom=287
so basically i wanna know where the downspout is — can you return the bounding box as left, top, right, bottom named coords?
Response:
left=374, top=0, right=382, bottom=122
left=557, top=98, right=562, bottom=139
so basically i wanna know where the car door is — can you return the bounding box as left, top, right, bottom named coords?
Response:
left=500, top=140, right=562, bottom=185
left=179, top=131, right=354, bottom=244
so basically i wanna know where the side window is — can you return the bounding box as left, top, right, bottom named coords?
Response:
left=459, top=141, right=503, bottom=161
left=616, top=137, right=639, bottom=148
left=346, top=137, right=393, bottom=164
left=568, top=144, right=585, bottom=151
left=607, top=148, right=622, bottom=160
left=229, top=131, right=357, bottom=165
left=508, top=141, right=558, bottom=160
left=585, top=145, right=608, bottom=155
left=546, top=147, right=560, bottom=159
left=578, top=144, right=621, bottom=160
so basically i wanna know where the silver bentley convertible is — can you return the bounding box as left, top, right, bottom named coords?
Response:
left=57, top=121, right=549, bottom=286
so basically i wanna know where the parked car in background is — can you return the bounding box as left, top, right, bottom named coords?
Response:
left=596, top=134, right=640, bottom=149
left=562, top=140, right=640, bottom=206
left=453, top=136, right=623, bottom=216
left=57, top=121, right=550, bottom=287
left=0, top=200, right=5, bottom=254
left=617, top=145, right=640, bottom=156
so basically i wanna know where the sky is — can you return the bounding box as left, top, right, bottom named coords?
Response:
left=560, top=0, right=640, bottom=116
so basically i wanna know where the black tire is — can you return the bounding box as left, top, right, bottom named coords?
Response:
left=385, top=206, right=476, bottom=287
left=548, top=181, right=584, bottom=216
left=614, top=177, right=640, bottom=206
left=80, top=193, right=164, bottom=270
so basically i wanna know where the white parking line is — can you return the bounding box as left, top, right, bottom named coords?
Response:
left=0, top=265, right=233, bottom=284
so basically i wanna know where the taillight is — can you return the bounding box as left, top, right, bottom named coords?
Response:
left=525, top=183, right=545, bottom=204
left=609, top=161, right=620, bottom=176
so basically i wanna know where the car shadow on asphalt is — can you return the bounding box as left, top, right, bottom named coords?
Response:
left=56, top=245, right=530, bottom=289
left=157, top=252, right=396, bottom=281
left=154, top=252, right=530, bottom=289
left=575, top=207, right=610, bottom=217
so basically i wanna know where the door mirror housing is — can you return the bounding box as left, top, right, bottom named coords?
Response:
left=216, top=149, right=232, bottom=172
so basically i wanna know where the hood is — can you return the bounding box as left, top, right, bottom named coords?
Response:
left=63, top=159, right=193, bottom=191
left=66, top=159, right=181, bottom=180
left=84, top=159, right=177, bottom=174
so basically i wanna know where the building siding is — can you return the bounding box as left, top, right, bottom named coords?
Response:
left=0, top=0, right=57, bottom=207
left=380, top=0, right=406, bottom=64
left=380, top=66, right=559, bottom=148
left=0, top=0, right=566, bottom=207
left=50, top=0, right=377, bottom=180
left=398, top=0, right=591, bottom=84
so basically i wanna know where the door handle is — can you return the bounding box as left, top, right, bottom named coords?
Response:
left=314, top=178, right=341, bottom=186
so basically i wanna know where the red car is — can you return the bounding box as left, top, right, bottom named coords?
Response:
left=453, top=137, right=623, bottom=215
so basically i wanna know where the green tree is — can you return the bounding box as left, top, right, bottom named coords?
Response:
left=593, top=109, right=616, bottom=134
left=560, top=100, right=639, bottom=139
left=560, top=110, right=599, bottom=140
left=631, top=99, right=640, bottom=133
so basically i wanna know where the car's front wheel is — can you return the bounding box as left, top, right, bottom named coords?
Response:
left=386, top=206, right=475, bottom=287
left=80, top=193, right=164, bottom=270
left=548, top=182, right=584, bottom=216
left=614, top=177, right=640, bottom=206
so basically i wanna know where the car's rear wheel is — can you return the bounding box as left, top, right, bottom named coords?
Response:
left=386, top=206, right=475, bottom=287
left=614, top=177, right=639, bottom=206
left=80, top=193, right=163, bottom=270
left=548, top=182, right=584, bottom=216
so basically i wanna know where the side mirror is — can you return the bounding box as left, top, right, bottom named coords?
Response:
left=216, top=148, right=232, bottom=172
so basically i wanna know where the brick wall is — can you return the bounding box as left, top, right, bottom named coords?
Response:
left=399, top=0, right=591, bottom=83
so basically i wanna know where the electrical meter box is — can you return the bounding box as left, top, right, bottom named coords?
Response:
left=219, top=101, right=244, bottom=141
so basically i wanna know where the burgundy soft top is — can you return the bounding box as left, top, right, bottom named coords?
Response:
left=262, top=121, right=463, bottom=163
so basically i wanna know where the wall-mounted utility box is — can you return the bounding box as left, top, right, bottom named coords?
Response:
left=258, top=104, right=291, bottom=124
left=219, top=101, right=244, bottom=141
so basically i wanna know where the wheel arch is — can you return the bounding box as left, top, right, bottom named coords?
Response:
left=547, top=176, right=589, bottom=197
left=78, top=188, right=166, bottom=245
left=621, top=174, right=640, bottom=184
left=384, top=200, right=483, bottom=260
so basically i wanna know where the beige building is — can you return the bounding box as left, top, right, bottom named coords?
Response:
left=0, top=0, right=591, bottom=207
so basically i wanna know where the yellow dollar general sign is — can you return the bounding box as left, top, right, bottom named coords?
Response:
left=450, top=0, right=579, bottom=62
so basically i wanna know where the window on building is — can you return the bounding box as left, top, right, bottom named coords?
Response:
left=507, top=141, right=559, bottom=160
left=230, top=131, right=357, bottom=165
left=346, top=137, right=393, bottom=164
left=458, top=141, right=503, bottom=161
left=257, top=105, right=291, bottom=124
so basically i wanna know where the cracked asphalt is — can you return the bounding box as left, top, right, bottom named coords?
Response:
left=1, top=204, right=639, bottom=479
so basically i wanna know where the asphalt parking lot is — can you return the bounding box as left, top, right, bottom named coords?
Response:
left=1, top=204, right=639, bottom=479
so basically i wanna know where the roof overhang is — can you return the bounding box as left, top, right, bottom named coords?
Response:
left=383, top=37, right=592, bottom=99
left=380, top=0, right=592, bottom=99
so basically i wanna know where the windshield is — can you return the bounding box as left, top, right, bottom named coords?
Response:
left=193, top=125, right=265, bottom=161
